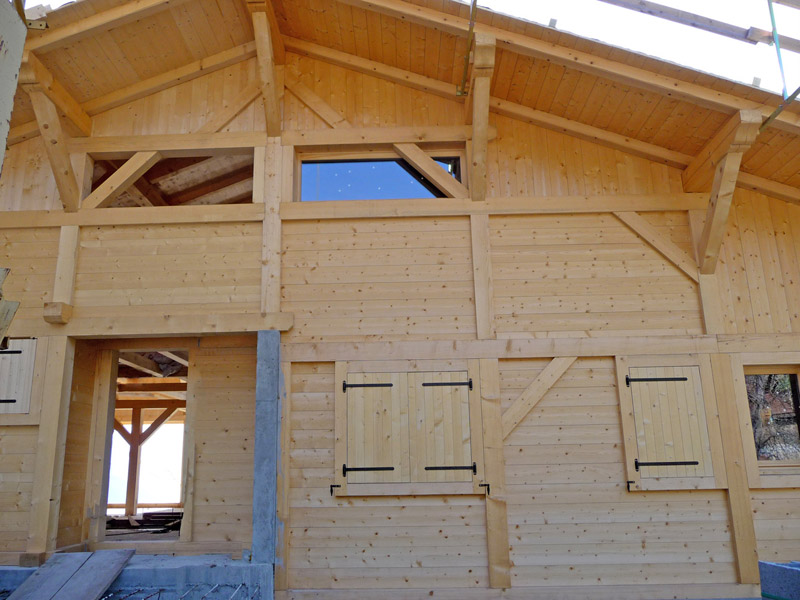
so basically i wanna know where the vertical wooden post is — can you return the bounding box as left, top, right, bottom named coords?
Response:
left=27, top=336, right=76, bottom=554
left=180, top=343, right=198, bottom=542
left=468, top=34, right=495, bottom=204
left=258, top=138, right=283, bottom=315
left=478, top=358, right=511, bottom=588
left=470, top=214, right=495, bottom=339
left=84, top=349, right=118, bottom=543
left=710, top=353, right=760, bottom=584
left=688, top=210, right=725, bottom=334
left=124, top=407, right=143, bottom=516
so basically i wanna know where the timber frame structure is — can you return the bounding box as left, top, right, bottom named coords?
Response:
left=1, top=0, right=800, bottom=598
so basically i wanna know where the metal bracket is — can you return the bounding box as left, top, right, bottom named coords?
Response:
left=342, top=381, right=393, bottom=392
left=0, top=399, right=17, bottom=404
left=479, top=483, right=490, bottom=496
left=342, top=464, right=395, bottom=477
left=329, top=484, right=341, bottom=497
left=422, top=379, right=472, bottom=390
left=635, top=459, right=699, bottom=471
left=424, top=462, right=477, bottom=474
left=626, top=480, right=636, bottom=492
left=26, top=19, right=48, bottom=30
left=626, top=375, right=688, bottom=387
left=0, top=350, right=22, bottom=355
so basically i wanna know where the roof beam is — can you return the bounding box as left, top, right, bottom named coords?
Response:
left=8, top=42, right=257, bottom=147
left=251, top=11, right=282, bottom=136
left=25, top=0, right=194, bottom=53
left=158, top=350, right=189, bottom=367
left=337, top=0, right=800, bottom=135
left=99, top=160, right=169, bottom=207
left=19, top=52, right=92, bottom=137
left=246, top=1, right=285, bottom=64
left=696, top=110, right=762, bottom=274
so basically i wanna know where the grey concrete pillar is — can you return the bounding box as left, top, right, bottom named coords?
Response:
left=253, top=330, right=281, bottom=566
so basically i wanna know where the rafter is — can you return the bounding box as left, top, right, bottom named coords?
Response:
left=246, top=1, right=285, bottom=64
left=696, top=110, right=763, bottom=274
left=25, top=0, right=193, bottom=53
left=119, top=353, right=163, bottom=378
left=252, top=11, right=282, bottom=136
left=158, top=351, right=189, bottom=367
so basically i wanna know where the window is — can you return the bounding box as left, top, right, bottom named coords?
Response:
left=334, top=361, right=485, bottom=496
left=616, top=355, right=726, bottom=491
left=744, top=371, right=800, bottom=462
left=300, top=155, right=462, bottom=202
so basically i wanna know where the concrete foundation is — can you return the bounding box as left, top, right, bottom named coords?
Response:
left=760, top=561, right=800, bottom=600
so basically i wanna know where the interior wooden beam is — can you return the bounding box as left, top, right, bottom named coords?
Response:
left=125, top=407, right=143, bottom=515
left=167, top=165, right=253, bottom=205
left=246, top=1, right=285, bottom=64
left=103, top=160, right=169, bottom=207
left=501, top=357, right=577, bottom=439
left=139, top=406, right=178, bottom=444
left=694, top=110, right=762, bottom=274
left=82, top=151, right=163, bottom=209
left=252, top=12, right=282, bottom=137
left=119, top=353, right=163, bottom=377
left=613, top=211, right=700, bottom=282
left=158, top=350, right=189, bottom=367
left=19, top=52, right=92, bottom=137
left=393, top=143, right=470, bottom=198
left=113, top=418, right=133, bottom=446
left=469, top=34, right=495, bottom=204
left=336, top=0, right=800, bottom=135
left=24, top=90, right=81, bottom=212
left=25, top=0, right=194, bottom=53
left=117, top=377, right=186, bottom=393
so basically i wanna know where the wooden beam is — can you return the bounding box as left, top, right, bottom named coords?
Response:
left=281, top=125, right=481, bottom=147
left=501, top=357, right=577, bottom=438
left=168, top=165, right=253, bottom=205
left=469, top=34, right=495, bottom=203
left=102, top=161, right=168, bottom=207
left=140, top=406, right=178, bottom=444
left=19, top=52, right=92, bottom=137
left=710, top=354, right=760, bottom=584
left=198, top=82, right=262, bottom=134
left=694, top=111, right=764, bottom=274
left=27, top=337, right=76, bottom=553
left=336, top=0, right=800, bottom=135
left=25, top=0, right=193, bottom=53
left=470, top=214, right=495, bottom=339
left=255, top=140, right=283, bottom=314
left=478, top=358, right=511, bottom=589
left=82, top=151, right=162, bottom=209
left=737, top=172, right=800, bottom=206
left=613, top=211, right=700, bottom=282
left=125, top=407, right=143, bottom=515
left=24, top=90, right=80, bottom=212
left=286, top=76, right=351, bottom=128
left=393, top=143, right=470, bottom=198
left=84, top=350, right=119, bottom=542
left=119, top=353, right=163, bottom=377
left=158, top=351, right=189, bottom=367
left=43, top=225, right=80, bottom=324
left=252, top=12, right=282, bottom=136
left=688, top=211, right=726, bottom=335
left=113, top=418, right=133, bottom=445
left=68, top=132, right=265, bottom=159
left=246, top=1, right=285, bottom=64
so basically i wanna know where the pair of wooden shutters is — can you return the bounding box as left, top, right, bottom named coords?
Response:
left=344, top=371, right=474, bottom=484
left=617, top=356, right=724, bottom=491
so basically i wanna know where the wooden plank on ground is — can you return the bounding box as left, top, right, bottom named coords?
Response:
left=51, top=549, right=135, bottom=600
left=8, top=552, right=91, bottom=600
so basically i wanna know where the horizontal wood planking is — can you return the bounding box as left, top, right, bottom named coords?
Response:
left=188, top=337, right=256, bottom=546
left=0, top=228, right=59, bottom=320
left=0, top=426, right=38, bottom=553
left=498, top=357, right=738, bottom=586
left=490, top=213, right=703, bottom=337
left=751, top=489, right=800, bottom=562
left=288, top=362, right=488, bottom=589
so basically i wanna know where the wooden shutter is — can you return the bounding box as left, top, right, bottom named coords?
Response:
left=408, top=371, right=473, bottom=482
left=617, top=356, right=724, bottom=491
left=345, top=372, right=409, bottom=483
left=0, top=339, right=36, bottom=415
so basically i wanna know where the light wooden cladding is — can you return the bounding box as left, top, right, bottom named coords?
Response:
left=0, top=339, right=36, bottom=415
left=468, top=34, right=495, bottom=204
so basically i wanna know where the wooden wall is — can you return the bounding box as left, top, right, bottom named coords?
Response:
left=56, top=342, right=97, bottom=548
left=0, top=228, right=58, bottom=320
left=490, top=212, right=703, bottom=338
left=500, top=357, right=737, bottom=586
left=0, top=424, right=37, bottom=564
left=281, top=217, right=476, bottom=343
left=287, top=362, right=489, bottom=589
left=752, top=489, right=800, bottom=562
left=188, top=336, right=256, bottom=545
left=711, top=189, right=800, bottom=334
left=74, top=222, right=262, bottom=319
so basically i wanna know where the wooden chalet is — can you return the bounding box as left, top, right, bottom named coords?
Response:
left=1, top=0, right=800, bottom=597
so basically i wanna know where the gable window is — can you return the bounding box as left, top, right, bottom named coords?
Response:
left=744, top=371, right=800, bottom=462
left=333, top=361, right=485, bottom=496
left=300, top=154, right=462, bottom=202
